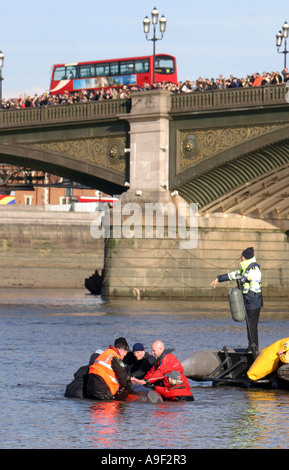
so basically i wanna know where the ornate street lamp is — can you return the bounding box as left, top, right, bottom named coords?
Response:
left=276, top=21, right=289, bottom=68
left=143, top=7, right=167, bottom=84
left=0, top=51, right=4, bottom=102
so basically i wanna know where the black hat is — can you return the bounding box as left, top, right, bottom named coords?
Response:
left=114, top=337, right=129, bottom=350
left=133, top=342, right=144, bottom=352
left=242, top=247, right=254, bottom=260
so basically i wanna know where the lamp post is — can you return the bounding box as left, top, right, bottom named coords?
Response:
left=143, top=7, right=167, bottom=84
left=276, top=21, right=289, bottom=69
left=0, top=51, right=4, bottom=103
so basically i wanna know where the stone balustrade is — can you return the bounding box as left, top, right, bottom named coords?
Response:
left=0, top=85, right=287, bottom=128
left=0, top=99, right=128, bottom=128
left=170, top=84, right=288, bottom=113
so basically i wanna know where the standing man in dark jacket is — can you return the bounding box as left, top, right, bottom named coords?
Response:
left=210, top=247, right=262, bottom=352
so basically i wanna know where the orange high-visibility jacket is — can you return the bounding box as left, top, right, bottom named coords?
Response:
left=89, top=348, right=121, bottom=395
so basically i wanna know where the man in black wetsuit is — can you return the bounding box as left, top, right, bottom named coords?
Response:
left=125, top=343, right=156, bottom=380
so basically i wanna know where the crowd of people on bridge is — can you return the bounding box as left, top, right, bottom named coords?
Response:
left=1, top=67, right=289, bottom=110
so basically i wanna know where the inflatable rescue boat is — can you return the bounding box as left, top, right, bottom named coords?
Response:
left=181, top=286, right=289, bottom=390
left=182, top=339, right=289, bottom=390
left=182, top=347, right=262, bottom=387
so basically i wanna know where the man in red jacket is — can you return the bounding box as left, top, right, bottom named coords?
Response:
left=132, top=340, right=194, bottom=401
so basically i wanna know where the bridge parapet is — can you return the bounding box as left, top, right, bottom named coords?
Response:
left=0, top=84, right=287, bottom=130
left=170, top=84, right=288, bottom=113
left=0, top=99, right=128, bottom=128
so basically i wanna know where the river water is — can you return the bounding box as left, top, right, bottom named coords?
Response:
left=1, top=288, right=289, bottom=450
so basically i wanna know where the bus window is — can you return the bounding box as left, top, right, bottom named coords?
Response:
left=120, top=61, right=134, bottom=75
left=80, top=65, right=95, bottom=78
left=134, top=59, right=149, bottom=74
left=66, top=65, right=78, bottom=79
left=53, top=67, right=66, bottom=80
left=95, top=63, right=110, bottom=76
left=154, top=56, right=175, bottom=74
left=110, top=62, right=119, bottom=75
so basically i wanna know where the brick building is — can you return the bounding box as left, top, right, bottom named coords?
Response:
left=0, top=166, right=107, bottom=206
left=14, top=185, right=100, bottom=206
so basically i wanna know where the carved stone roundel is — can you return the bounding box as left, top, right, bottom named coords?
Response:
left=182, top=134, right=200, bottom=159
left=107, top=138, right=124, bottom=162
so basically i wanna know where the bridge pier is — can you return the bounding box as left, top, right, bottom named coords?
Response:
left=100, top=192, right=198, bottom=299
left=101, top=90, right=197, bottom=298
left=125, top=89, right=170, bottom=197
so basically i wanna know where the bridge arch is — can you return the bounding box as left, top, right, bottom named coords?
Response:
left=0, top=142, right=127, bottom=195
left=0, top=99, right=130, bottom=195
left=177, top=137, right=289, bottom=218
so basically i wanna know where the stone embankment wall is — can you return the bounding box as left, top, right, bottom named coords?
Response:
left=0, top=207, right=104, bottom=289
left=102, top=212, right=289, bottom=299
left=1, top=207, right=289, bottom=297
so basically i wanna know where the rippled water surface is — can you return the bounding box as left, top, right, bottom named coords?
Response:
left=1, top=288, right=289, bottom=449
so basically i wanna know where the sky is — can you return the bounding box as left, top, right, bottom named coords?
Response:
left=1, top=0, right=289, bottom=99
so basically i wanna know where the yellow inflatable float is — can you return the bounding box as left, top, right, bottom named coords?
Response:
left=247, top=337, right=289, bottom=381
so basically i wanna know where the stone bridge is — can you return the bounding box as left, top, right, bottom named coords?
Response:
left=1, top=85, right=289, bottom=298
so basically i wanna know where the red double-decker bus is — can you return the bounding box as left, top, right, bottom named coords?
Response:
left=49, top=54, right=177, bottom=95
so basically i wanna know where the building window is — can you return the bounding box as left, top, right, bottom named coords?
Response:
left=24, top=196, right=33, bottom=205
